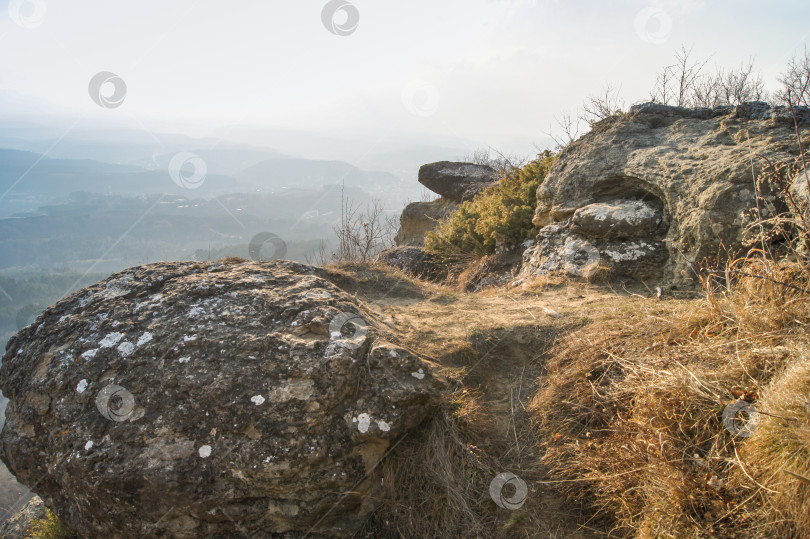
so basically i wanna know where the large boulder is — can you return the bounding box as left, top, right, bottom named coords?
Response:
left=520, top=223, right=667, bottom=281
left=393, top=162, right=500, bottom=248
left=0, top=260, right=444, bottom=538
left=418, top=161, right=500, bottom=203
left=529, top=102, right=810, bottom=285
left=571, top=200, right=666, bottom=240
left=393, top=198, right=457, bottom=247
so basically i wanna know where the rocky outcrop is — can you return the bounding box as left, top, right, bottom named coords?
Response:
left=0, top=496, right=46, bottom=539
left=418, top=162, right=500, bottom=203
left=394, top=162, right=500, bottom=247
left=375, top=247, right=446, bottom=281
left=525, top=102, right=809, bottom=284
left=393, top=198, right=457, bottom=247
left=0, top=260, right=444, bottom=538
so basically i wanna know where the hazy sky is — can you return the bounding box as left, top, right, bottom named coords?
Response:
left=0, top=0, right=808, bottom=155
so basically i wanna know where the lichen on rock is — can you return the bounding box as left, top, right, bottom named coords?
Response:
left=0, top=260, right=444, bottom=538
left=525, top=102, right=809, bottom=285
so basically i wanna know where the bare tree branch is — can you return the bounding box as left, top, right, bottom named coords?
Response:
left=776, top=46, right=810, bottom=108
left=331, top=183, right=398, bottom=263
left=546, top=109, right=584, bottom=149
left=581, top=83, right=625, bottom=124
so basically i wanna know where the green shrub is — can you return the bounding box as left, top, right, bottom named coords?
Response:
left=425, top=150, right=557, bottom=257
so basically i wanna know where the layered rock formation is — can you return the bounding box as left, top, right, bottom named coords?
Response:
left=0, top=260, right=444, bottom=537
left=523, top=102, right=810, bottom=284
left=394, top=162, right=499, bottom=246
left=417, top=161, right=500, bottom=202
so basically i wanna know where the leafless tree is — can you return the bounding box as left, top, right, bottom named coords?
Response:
left=651, top=45, right=710, bottom=107
left=331, top=184, right=398, bottom=263
left=650, top=58, right=677, bottom=105
left=418, top=187, right=435, bottom=202
left=466, top=148, right=493, bottom=167
left=305, top=239, right=332, bottom=266
left=651, top=46, right=768, bottom=108
left=690, top=59, right=767, bottom=107
left=581, top=83, right=626, bottom=123
left=547, top=109, right=584, bottom=149
left=776, top=46, right=810, bottom=108
left=690, top=74, right=723, bottom=108
left=718, top=59, right=767, bottom=104
left=463, top=147, right=528, bottom=175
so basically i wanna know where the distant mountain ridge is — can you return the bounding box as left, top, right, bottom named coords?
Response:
left=0, top=148, right=411, bottom=218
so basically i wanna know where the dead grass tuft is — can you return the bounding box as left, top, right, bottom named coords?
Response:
left=356, top=388, right=503, bottom=538
left=735, top=354, right=810, bottom=539
left=699, top=255, right=810, bottom=337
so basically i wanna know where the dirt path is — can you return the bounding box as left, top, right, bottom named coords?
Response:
left=355, top=276, right=648, bottom=537
left=321, top=263, right=678, bottom=536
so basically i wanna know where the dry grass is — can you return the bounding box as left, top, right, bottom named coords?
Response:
left=352, top=280, right=609, bottom=537
left=735, top=354, right=810, bottom=539
left=529, top=256, right=810, bottom=538
left=356, top=388, right=505, bottom=538
left=317, top=261, right=442, bottom=300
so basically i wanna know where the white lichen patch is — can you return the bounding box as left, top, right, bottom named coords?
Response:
left=356, top=413, right=371, bottom=433
left=198, top=445, right=212, bottom=458
left=76, top=379, right=88, bottom=393
left=188, top=306, right=205, bottom=318
left=137, top=332, right=153, bottom=346
left=84, top=440, right=93, bottom=451
left=377, top=420, right=391, bottom=432
left=411, top=368, right=425, bottom=380
left=117, top=342, right=135, bottom=358
left=251, top=395, right=266, bottom=406
left=183, top=335, right=198, bottom=342
left=99, top=332, right=124, bottom=348
left=389, top=350, right=398, bottom=358
left=81, top=349, right=98, bottom=360
left=602, top=241, right=656, bottom=262
left=579, top=200, right=658, bottom=225
left=178, top=357, right=190, bottom=364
